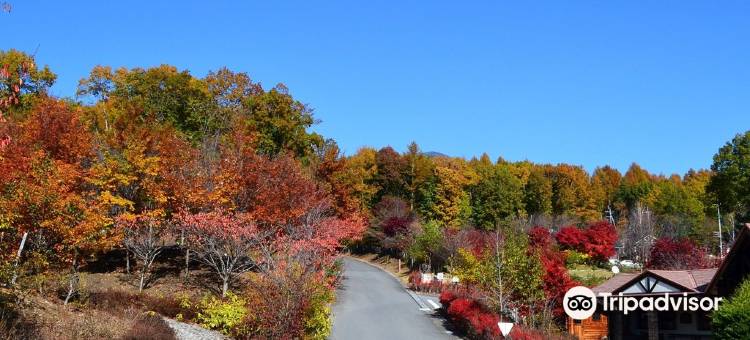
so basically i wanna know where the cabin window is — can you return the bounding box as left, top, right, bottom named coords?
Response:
left=679, top=312, right=692, bottom=324
left=574, top=319, right=581, bottom=324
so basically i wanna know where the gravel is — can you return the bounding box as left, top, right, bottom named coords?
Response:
left=162, top=317, right=227, bottom=340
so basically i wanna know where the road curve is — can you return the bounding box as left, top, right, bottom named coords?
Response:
left=330, top=257, right=455, bottom=340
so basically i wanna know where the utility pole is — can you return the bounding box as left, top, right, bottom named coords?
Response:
left=716, top=204, right=723, bottom=257
left=606, top=203, right=616, bottom=225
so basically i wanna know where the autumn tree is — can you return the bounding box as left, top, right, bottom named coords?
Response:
left=590, top=165, right=622, bottom=216
left=618, top=163, right=654, bottom=209
left=646, top=237, right=712, bottom=270
left=116, top=212, right=169, bottom=292
left=0, top=49, right=56, bottom=114
left=0, top=98, right=115, bottom=302
left=547, top=164, right=597, bottom=223
left=374, top=146, right=409, bottom=201
left=524, top=166, right=553, bottom=220
left=178, top=211, right=267, bottom=296
left=428, top=158, right=475, bottom=227
left=339, top=147, right=379, bottom=211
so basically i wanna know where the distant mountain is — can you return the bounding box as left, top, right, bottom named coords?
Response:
left=423, top=151, right=449, bottom=158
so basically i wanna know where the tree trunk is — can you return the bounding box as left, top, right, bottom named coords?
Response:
left=64, top=257, right=78, bottom=305
left=222, top=277, right=229, bottom=297
left=139, top=269, right=146, bottom=292
left=10, top=231, right=28, bottom=286
left=125, top=249, right=130, bottom=275
left=184, top=248, right=190, bottom=279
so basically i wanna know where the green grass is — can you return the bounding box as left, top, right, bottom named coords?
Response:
left=568, top=265, right=614, bottom=287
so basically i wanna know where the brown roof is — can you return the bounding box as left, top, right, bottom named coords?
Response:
left=593, top=268, right=717, bottom=294
left=592, top=273, right=637, bottom=294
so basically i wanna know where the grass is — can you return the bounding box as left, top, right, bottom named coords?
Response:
left=568, top=264, right=615, bottom=287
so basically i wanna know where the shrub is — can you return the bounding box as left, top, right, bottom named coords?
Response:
left=712, top=277, right=750, bottom=339
left=121, top=313, right=176, bottom=340
left=647, top=237, right=711, bottom=270
left=439, top=290, right=457, bottom=306
left=564, top=250, right=589, bottom=266
left=197, top=292, right=247, bottom=336
left=528, top=226, right=552, bottom=249
left=87, top=289, right=198, bottom=321
left=304, top=289, right=334, bottom=340
left=443, top=295, right=503, bottom=339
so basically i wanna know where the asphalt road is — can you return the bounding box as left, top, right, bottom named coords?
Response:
left=330, top=257, right=455, bottom=340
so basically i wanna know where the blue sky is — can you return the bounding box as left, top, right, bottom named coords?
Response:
left=2, top=1, right=749, bottom=175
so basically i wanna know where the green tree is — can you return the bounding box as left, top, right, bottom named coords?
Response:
left=618, top=163, right=654, bottom=209
left=524, top=166, right=553, bottom=217
left=244, top=84, right=323, bottom=158
left=0, top=49, right=56, bottom=114
left=404, top=142, right=435, bottom=211
left=708, top=131, right=750, bottom=221
left=470, top=162, right=524, bottom=229
left=712, top=277, right=750, bottom=340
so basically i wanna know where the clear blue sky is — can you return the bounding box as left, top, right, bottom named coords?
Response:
left=2, top=1, right=749, bottom=175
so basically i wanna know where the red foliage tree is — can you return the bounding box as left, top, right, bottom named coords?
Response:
left=555, top=222, right=617, bottom=262
left=528, top=227, right=578, bottom=319
left=177, top=210, right=268, bottom=296
left=583, top=221, right=617, bottom=262
left=646, top=237, right=712, bottom=270
left=555, top=225, right=586, bottom=250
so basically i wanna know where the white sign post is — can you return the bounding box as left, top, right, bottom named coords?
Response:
left=498, top=322, right=514, bottom=337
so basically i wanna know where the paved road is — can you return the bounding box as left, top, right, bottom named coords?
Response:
left=331, top=257, right=455, bottom=340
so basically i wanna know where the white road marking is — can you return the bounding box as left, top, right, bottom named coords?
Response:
left=427, top=300, right=440, bottom=309
left=419, top=307, right=431, bottom=311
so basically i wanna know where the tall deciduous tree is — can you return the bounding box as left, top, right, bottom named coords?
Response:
left=470, top=162, right=524, bottom=229
left=708, top=131, right=750, bottom=222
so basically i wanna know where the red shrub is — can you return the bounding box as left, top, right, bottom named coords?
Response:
left=477, top=312, right=500, bottom=337
left=508, top=326, right=546, bottom=340
left=647, top=238, right=712, bottom=270
left=440, top=290, right=457, bottom=305
left=528, top=226, right=552, bottom=249
left=555, top=226, right=586, bottom=250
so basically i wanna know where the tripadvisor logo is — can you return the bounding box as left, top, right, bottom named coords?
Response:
left=563, top=286, right=723, bottom=320
left=564, top=286, right=598, bottom=320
